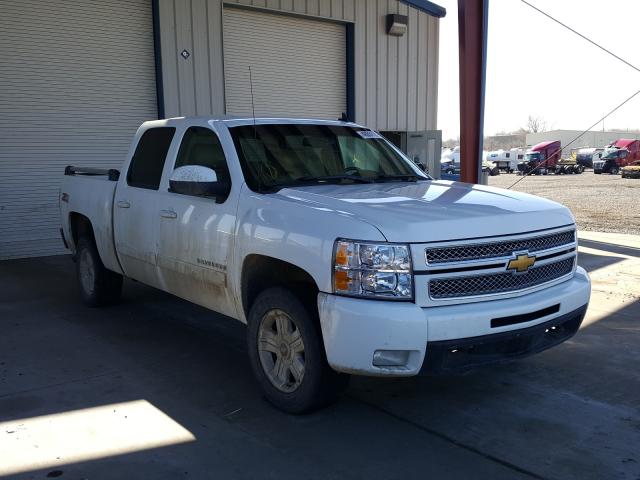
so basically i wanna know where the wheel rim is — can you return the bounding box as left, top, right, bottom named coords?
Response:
left=79, top=248, right=95, bottom=295
left=258, top=309, right=306, bottom=393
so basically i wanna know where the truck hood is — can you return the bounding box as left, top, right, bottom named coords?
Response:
left=275, top=180, right=574, bottom=243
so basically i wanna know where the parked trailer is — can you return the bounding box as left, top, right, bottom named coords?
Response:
left=556, top=158, right=584, bottom=174
left=487, top=148, right=525, bottom=173
left=575, top=147, right=604, bottom=169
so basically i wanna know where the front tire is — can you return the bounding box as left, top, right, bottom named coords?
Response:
left=76, top=237, right=123, bottom=307
left=610, top=166, right=620, bottom=175
left=247, top=287, right=349, bottom=414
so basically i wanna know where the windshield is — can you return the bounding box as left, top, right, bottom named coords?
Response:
left=525, top=152, right=541, bottom=161
left=229, top=124, right=428, bottom=191
left=602, top=150, right=621, bottom=159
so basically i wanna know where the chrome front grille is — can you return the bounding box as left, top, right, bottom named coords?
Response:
left=429, top=257, right=575, bottom=299
left=425, top=229, right=576, bottom=265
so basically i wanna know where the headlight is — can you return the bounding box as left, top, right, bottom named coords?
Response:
left=333, top=240, right=413, bottom=300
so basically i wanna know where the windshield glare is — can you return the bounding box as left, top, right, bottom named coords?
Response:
left=229, top=124, right=427, bottom=191
left=526, top=153, right=540, bottom=161
left=603, top=150, right=621, bottom=159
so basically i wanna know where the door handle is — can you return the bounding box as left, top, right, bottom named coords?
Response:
left=160, top=209, right=177, bottom=219
left=116, top=200, right=130, bottom=209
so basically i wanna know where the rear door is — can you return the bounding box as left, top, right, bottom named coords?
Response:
left=114, top=127, right=176, bottom=288
left=155, top=126, right=238, bottom=318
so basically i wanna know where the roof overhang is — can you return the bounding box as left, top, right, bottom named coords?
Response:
left=399, top=0, right=446, bottom=18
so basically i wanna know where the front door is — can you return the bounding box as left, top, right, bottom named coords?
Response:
left=155, top=126, right=237, bottom=317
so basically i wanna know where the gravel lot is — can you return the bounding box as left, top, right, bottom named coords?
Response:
left=488, top=171, right=640, bottom=234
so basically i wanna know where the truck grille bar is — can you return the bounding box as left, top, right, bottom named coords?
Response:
left=429, top=257, right=575, bottom=300
left=425, top=229, right=576, bottom=265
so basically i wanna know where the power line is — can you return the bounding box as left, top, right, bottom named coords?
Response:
left=506, top=0, right=640, bottom=189
left=507, top=88, right=640, bottom=189
left=520, top=0, right=640, bottom=74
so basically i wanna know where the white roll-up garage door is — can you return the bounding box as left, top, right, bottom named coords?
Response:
left=0, top=0, right=157, bottom=259
left=223, top=7, right=346, bottom=120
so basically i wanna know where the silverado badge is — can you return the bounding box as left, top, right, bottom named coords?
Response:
left=507, top=252, right=536, bottom=273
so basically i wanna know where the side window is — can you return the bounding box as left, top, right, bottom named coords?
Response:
left=620, top=150, right=628, bottom=159
left=128, top=127, right=175, bottom=190
left=174, top=127, right=231, bottom=182
left=505, top=152, right=510, bottom=158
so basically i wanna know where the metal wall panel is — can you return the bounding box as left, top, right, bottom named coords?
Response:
left=0, top=0, right=157, bottom=259
left=223, top=7, right=346, bottom=119
left=158, top=0, right=439, bottom=131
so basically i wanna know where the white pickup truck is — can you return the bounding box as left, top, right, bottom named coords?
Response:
left=60, top=117, right=591, bottom=413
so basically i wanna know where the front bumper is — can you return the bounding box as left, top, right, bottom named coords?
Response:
left=419, top=306, right=586, bottom=374
left=317, top=267, right=591, bottom=376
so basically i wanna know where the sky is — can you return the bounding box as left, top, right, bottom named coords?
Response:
left=436, top=0, right=640, bottom=139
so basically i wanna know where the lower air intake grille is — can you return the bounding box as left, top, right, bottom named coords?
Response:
left=429, top=257, right=574, bottom=299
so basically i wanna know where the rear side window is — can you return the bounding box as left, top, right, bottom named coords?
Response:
left=127, top=127, right=175, bottom=189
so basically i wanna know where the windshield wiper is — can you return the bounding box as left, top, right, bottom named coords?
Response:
left=374, top=174, right=427, bottom=182
left=294, top=175, right=374, bottom=184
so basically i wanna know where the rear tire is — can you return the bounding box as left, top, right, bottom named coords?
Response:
left=76, top=237, right=123, bottom=307
left=247, top=287, right=350, bottom=414
left=610, top=166, right=619, bottom=175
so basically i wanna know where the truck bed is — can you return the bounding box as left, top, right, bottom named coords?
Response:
left=60, top=171, right=122, bottom=274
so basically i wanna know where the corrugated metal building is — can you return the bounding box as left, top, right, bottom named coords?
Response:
left=0, top=0, right=444, bottom=259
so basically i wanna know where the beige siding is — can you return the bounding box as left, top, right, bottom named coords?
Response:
left=223, top=8, right=346, bottom=119
left=158, top=0, right=439, bottom=131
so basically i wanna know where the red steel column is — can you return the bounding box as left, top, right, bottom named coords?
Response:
left=458, top=0, right=489, bottom=184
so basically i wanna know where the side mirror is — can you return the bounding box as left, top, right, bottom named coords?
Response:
left=169, top=165, right=230, bottom=199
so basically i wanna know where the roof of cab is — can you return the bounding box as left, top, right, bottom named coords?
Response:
left=531, top=140, right=561, bottom=150
left=140, top=116, right=365, bottom=129
left=612, top=139, right=639, bottom=148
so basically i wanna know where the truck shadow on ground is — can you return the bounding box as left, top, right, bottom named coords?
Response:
left=1, top=255, right=638, bottom=480
left=0, top=256, right=538, bottom=480
left=578, top=238, right=640, bottom=258
left=577, top=250, right=625, bottom=273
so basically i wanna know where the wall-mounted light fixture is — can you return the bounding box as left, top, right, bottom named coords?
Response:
left=386, top=14, right=408, bottom=36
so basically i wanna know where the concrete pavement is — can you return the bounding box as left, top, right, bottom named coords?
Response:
left=0, top=231, right=638, bottom=479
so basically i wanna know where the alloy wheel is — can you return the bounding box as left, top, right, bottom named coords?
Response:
left=258, top=309, right=306, bottom=393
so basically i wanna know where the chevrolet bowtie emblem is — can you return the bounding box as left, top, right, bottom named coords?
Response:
left=507, top=252, right=536, bottom=273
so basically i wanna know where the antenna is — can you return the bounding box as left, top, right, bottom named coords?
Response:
left=248, top=66, right=257, bottom=135
left=248, top=65, right=262, bottom=191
